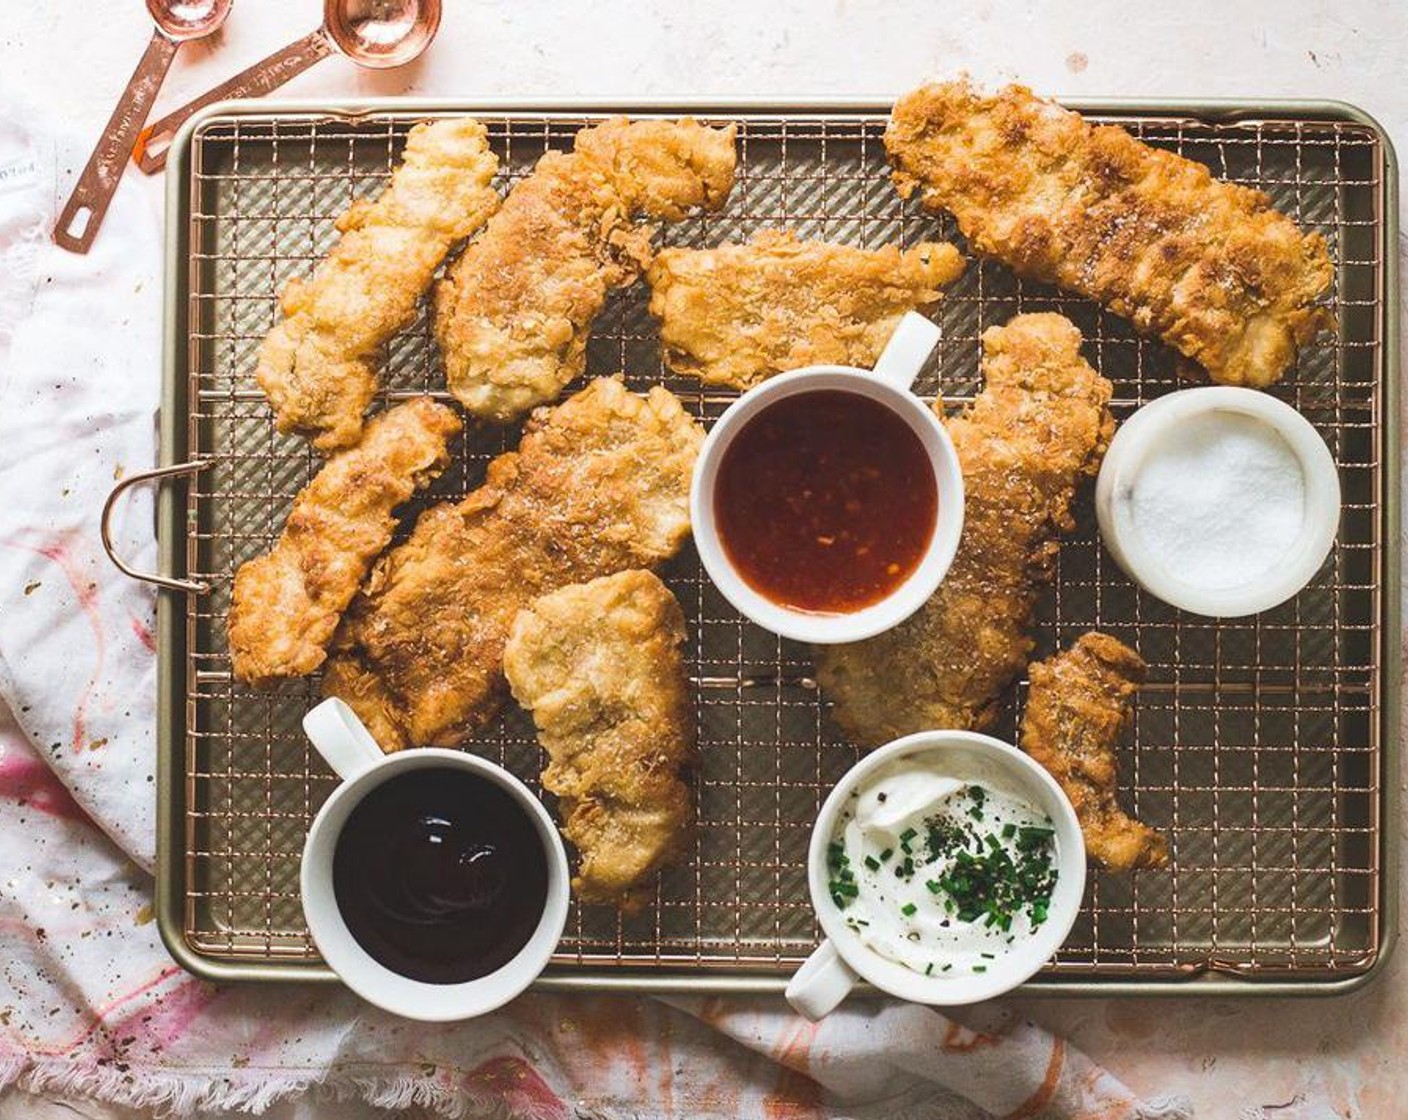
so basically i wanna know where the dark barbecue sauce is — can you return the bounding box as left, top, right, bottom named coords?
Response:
left=715, top=390, right=938, bottom=613
left=333, top=768, right=547, bottom=984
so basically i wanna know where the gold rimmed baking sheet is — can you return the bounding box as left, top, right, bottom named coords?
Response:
left=159, top=101, right=1396, bottom=992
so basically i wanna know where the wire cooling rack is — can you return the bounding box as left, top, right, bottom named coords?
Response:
left=157, top=101, right=1394, bottom=991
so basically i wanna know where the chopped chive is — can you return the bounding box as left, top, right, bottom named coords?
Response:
left=972, top=965, right=987, bottom=974
left=1016, top=825, right=1056, bottom=852
left=925, top=962, right=934, bottom=976
left=900, top=827, right=918, bottom=843
left=864, top=854, right=880, bottom=871
left=925, top=879, right=942, bottom=894
left=879, top=847, right=894, bottom=862
left=901, top=902, right=917, bottom=917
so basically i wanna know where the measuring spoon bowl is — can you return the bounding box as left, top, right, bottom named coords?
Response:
left=326, top=0, right=441, bottom=68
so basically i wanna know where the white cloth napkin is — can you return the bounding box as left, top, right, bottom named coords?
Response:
left=0, top=94, right=161, bottom=867
left=0, top=93, right=1190, bottom=1120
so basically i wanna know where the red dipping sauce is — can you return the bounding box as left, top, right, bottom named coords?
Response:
left=714, top=389, right=938, bottom=614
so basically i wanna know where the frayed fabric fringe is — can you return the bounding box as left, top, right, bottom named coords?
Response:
left=0, top=1055, right=1196, bottom=1120
left=0, top=1055, right=566, bottom=1120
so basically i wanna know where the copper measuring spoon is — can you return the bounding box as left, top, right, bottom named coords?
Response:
left=53, top=0, right=233, bottom=253
left=134, top=0, right=442, bottom=174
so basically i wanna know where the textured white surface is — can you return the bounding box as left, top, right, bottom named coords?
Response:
left=2, top=0, right=1404, bottom=221
left=1, top=3, right=1404, bottom=1118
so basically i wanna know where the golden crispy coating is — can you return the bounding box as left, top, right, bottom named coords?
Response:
left=435, top=118, right=738, bottom=422
left=227, top=398, right=461, bottom=687
left=255, top=119, right=500, bottom=451
left=504, top=570, right=694, bottom=909
left=324, top=378, right=704, bottom=751
left=816, top=313, right=1113, bottom=747
left=645, top=230, right=965, bottom=389
left=1021, top=633, right=1169, bottom=871
left=886, top=81, right=1333, bottom=387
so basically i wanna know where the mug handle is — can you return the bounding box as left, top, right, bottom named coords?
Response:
left=303, top=698, right=386, bottom=781
left=871, top=311, right=941, bottom=389
left=785, top=938, right=860, bottom=1021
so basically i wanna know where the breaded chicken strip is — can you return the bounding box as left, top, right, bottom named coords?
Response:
left=504, top=570, right=694, bottom=909
left=1021, top=633, right=1169, bottom=871
left=227, top=398, right=461, bottom=686
left=886, top=81, right=1333, bottom=387
left=646, top=230, right=965, bottom=389
left=255, top=119, right=500, bottom=451
left=324, top=377, right=703, bottom=751
left=434, top=118, right=737, bottom=422
left=816, top=313, right=1113, bottom=747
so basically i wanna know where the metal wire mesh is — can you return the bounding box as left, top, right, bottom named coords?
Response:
left=173, top=106, right=1388, bottom=986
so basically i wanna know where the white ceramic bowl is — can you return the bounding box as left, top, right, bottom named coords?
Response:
left=785, top=730, right=1086, bottom=1019
left=691, top=313, right=965, bottom=644
left=300, top=699, right=570, bottom=1021
left=1095, top=387, right=1341, bottom=618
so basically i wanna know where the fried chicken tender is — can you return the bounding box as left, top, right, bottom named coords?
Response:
left=645, top=230, right=965, bottom=389
left=324, top=377, right=704, bottom=751
left=886, top=81, right=1333, bottom=387
left=504, top=570, right=694, bottom=909
left=434, top=118, right=737, bottom=422
left=1021, top=633, right=1169, bottom=871
left=255, top=118, right=500, bottom=451
left=816, top=313, right=1113, bottom=747
left=227, top=398, right=461, bottom=687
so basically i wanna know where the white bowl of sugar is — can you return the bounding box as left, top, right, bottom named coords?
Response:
left=1095, top=387, right=1341, bottom=618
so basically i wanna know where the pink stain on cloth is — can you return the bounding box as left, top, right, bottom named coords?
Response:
left=0, top=96, right=1191, bottom=1120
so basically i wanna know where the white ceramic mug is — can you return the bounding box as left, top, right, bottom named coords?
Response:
left=785, top=730, right=1086, bottom=1020
left=690, top=311, right=965, bottom=644
left=300, top=698, right=570, bottom=1021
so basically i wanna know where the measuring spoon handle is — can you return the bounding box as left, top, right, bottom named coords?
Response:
left=53, top=29, right=178, bottom=254
left=134, top=28, right=335, bottom=175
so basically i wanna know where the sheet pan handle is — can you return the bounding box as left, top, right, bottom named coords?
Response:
left=101, top=460, right=211, bottom=594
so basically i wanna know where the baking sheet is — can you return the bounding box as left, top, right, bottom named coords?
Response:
left=151, top=99, right=1398, bottom=993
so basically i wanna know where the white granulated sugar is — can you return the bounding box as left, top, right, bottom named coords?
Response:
left=1127, top=411, right=1306, bottom=592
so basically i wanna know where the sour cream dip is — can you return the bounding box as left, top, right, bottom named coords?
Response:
left=825, top=755, right=1060, bottom=977
left=790, top=731, right=1086, bottom=1017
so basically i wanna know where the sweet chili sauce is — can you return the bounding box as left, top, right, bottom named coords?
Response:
left=714, top=389, right=938, bottom=614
